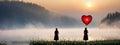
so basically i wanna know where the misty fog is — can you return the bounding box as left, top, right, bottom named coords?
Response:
left=0, top=0, right=120, bottom=45
left=0, top=28, right=120, bottom=41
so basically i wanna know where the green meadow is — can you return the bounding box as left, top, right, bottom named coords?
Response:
left=30, top=40, right=120, bottom=45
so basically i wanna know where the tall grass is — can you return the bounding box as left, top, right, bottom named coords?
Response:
left=30, top=40, right=120, bottom=45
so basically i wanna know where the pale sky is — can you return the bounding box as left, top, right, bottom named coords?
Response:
left=23, top=0, right=120, bottom=26
left=24, top=0, right=120, bottom=16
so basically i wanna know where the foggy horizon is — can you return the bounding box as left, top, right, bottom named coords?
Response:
left=0, top=0, right=120, bottom=45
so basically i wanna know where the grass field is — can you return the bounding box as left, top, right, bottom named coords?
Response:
left=30, top=40, right=120, bottom=45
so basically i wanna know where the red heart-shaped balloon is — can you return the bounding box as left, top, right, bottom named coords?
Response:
left=81, top=15, right=92, bottom=25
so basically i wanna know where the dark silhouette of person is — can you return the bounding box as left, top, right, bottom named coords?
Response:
left=83, top=27, right=88, bottom=41
left=54, top=28, right=59, bottom=42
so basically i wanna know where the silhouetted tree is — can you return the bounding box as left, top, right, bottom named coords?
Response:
left=101, top=12, right=120, bottom=24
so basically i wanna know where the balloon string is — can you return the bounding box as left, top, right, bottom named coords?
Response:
left=86, top=25, right=87, bottom=28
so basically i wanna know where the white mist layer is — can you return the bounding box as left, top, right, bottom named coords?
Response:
left=0, top=28, right=120, bottom=42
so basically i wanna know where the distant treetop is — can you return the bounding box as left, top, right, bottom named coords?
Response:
left=101, top=12, right=120, bottom=24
